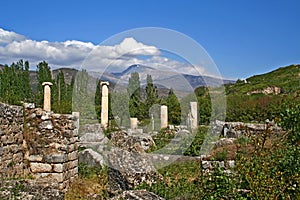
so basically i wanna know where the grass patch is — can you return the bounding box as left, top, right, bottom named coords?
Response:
left=65, top=163, right=109, bottom=199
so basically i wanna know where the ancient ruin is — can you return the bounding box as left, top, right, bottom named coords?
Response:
left=160, top=105, right=168, bottom=129
left=101, top=81, right=109, bottom=129
left=42, top=82, right=53, bottom=112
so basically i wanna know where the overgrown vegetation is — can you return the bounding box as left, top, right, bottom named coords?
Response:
left=65, top=163, right=109, bottom=199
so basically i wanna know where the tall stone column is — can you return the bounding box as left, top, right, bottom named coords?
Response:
left=101, top=82, right=109, bottom=129
left=161, top=105, right=168, bottom=129
left=190, top=102, right=198, bottom=130
left=42, top=82, right=53, bottom=112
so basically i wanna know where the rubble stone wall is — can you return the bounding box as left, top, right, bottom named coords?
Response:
left=0, top=103, right=26, bottom=178
left=24, top=107, right=79, bottom=190
left=0, top=102, right=79, bottom=191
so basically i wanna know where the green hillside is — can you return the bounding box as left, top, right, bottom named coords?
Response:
left=195, top=64, right=300, bottom=123
left=226, top=64, right=300, bottom=95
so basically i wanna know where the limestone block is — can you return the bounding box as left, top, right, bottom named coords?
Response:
left=44, top=154, right=66, bottom=163
left=68, top=160, right=78, bottom=169
left=28, top=155, right=43, bottom=162
left=52, top=164, right=64, bottom=173
left=39, top=120, right=53, bottom=130
left=9, top=144, right=19, bottom=154
left=228, top=160, right=235, bottom=168
left=6, top=135, right=14, bottom=144
left=67, top=151, right=78, bottom=161
left=23, top=103, right=35, bottom=109
left=13, top=152, right=23, bottom=163
left=130, top=118, right=138, bottom=130
left=69, top=137, right=78, bottom=144
left=30, top=163, right=52, bottom=173
left=50, top=173, right=64, bottom=183
left=111, top=190, right=165, bottom=200
left=1, top=135, right=7, bottom=144
left=41, top=112, right=51, bottom=120
left=70, top=167, right=78, bottom=178
left=67, top=144, right=75, bottom=153
left=14, top=133, right=23, bottom=144
left=79, top=149, right=105, bottom=168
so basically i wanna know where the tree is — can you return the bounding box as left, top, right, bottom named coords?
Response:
left=0, top=60, right=33, bottom=105
left=36, top=61, right=52, bottom=107
left=127, top=72, right=144, bottom=119
left=52, top=70, right=73, bottom=114
left=95, top=79, right=102, bottom=122
left=145, top=74, right=158, bottom=115
left=167, top=88, right=181, bottom=125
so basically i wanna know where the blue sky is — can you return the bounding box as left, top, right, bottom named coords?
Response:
left=1, top=0, right=300, bottom=79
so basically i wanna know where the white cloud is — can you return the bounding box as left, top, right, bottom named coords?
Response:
left=0, top=28, right=26, bottom=44
left=115, top=37, right=160, bottom=56
left=0, top=27, right=213, bottom=77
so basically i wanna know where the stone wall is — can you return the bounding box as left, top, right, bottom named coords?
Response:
left=0, top=103, right=26, bottom=178
left=24, top=107, right=79, bottom=190
left=0, top=102, right=79, bottom=191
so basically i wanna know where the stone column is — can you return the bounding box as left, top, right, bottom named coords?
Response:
left=151, top=114, right=155, bottom=131
left=130, top=117, right=138, bottom=131
left=190, top=102, right=198, bottom=130
left=160, top=105, right=168, bottom=129
left=42, top=82, right=53, bottom=112
left=101, top=82, right=109, bottom=129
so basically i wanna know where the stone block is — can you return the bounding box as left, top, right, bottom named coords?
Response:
left=51, top=173, right=64, bottom=183
left=58, top=182, right=65, bottom=190
left=63, top=130, right=73, bottom=138
left=67, top=151, right=78, bottom=161
left=69, top=137, right=78, bottom=144
left=44, top=154, right=66, bottom=163
left=1, top=135, right=7, bottom=144
left=0, top=147, right=4, bottom=155
left=67, top=144, right=75, bottom=152
left=2, top=153, right=13, bottom=162
left=70, top=167, right=78, bottom=177
left=30, top=163, right=52, bottom=173
left=9, top=144, right=19, bottom=154
left=228, top=160, right=235, bottom=168
left=64, top=170, right=71, bottom=180
left=14, top=133, right=23, bottom=144
left=6, top=135, right=14, bottom=144
left=68, top=160, right=78, bottom=169
left=39, top=120, right=53, bottom=130
left=24, top=103, right=35, bottom=109
left=13, top=152, right=23, bottom=163
left=28, top=155, right=43, bottom=162
left=53, top=164, right=64, bottom=173
left=33, top=172, right=50, bottom=179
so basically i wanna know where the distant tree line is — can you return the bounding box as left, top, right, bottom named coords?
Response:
left=0, top=60, right=182, bottom=125
left=0, top=60, right=73, bottom=114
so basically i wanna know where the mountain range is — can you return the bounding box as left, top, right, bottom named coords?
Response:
left=99, top=64, right=234, bottom=90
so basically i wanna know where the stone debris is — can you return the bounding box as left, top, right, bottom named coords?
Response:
left=79, top=148, right=106, bottom=168
left=108, top=147, right=162, bottom=195
left=110, top=190, right=165, bottom=200
left=0, top=179, right=64, bottom=200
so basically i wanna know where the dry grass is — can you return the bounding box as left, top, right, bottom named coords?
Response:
left=65, top=173, right=108, bottom=199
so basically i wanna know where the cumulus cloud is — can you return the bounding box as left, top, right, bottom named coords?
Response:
left=0, top=28, right=212, bottom=77
left=0, top=28, right=26, bottom=44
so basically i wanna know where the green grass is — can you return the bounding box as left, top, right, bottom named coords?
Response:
left=226, top=64, right=300, bottom=95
